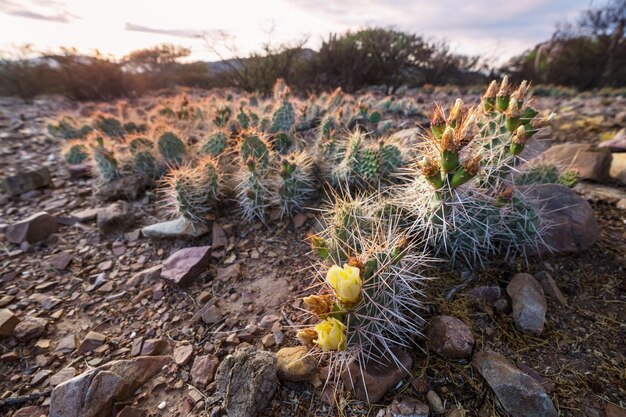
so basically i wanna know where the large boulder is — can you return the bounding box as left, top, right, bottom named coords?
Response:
left=506, top=273, right=547, bottom=337
left=141, top=216, right=209, bottom=240
left=2, top=167, right=51, bottom=197
left=208, top=345, right=278, bottom=417
left=599, top=128, right=626, bottom=152
left=473, top=351, right=557, bottom=417
left=160, top=246, right=211, bottom=287
left=5, top=212, right=58, bottom=244
left=49, top=356, right=170, bottom=417
left=535, top=143, right=612, bottom=182
left=609, top=153, right=626, bottom=185
left=521, top=184, right=599, bottom=256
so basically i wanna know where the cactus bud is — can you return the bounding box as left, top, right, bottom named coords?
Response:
left=246, top=157, right=256, bottom=172
left=310, top=235, right=330, bottom=259
left=420, top=158, right=443, bottom=189
left=441, top=127, right=459, bottom=173
left=430, top=108, right=446, bottom=139
left=450, top=156, right=480, bottom=188
left=496, top=76, right=512, bottom=112
left=348, top=257, right=364, bottom=274
left=483, top=80, right=498, bottom=111
left=510, top=125, right=527, bottom=155
left=303, top=295, right=335, bottom=317
left=449, top=99, right=464, bottom=126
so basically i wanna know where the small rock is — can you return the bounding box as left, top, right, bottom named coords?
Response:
left=473, top=351, right=557, bottom=417
left=261, top=333, right=276, bottom=348
left=49, top=367, right=77, bottom=386
left=13, top=317, right=48, bottom=341
left=191, top=354, right=220, bottom=386
left=6, top=212, right=58, bottom=244
left=427, top=390, right=445, bottom=414
left=606, top=403, right=626, bottom=417
left=194, top=303, right=222, bottom=325
left=208, top=345, right=278, bottom=417
left=293, top=213, right=308, bottom=228
left=342, top=348, right=412, bottom=403
left=49, top=356, right=170, bottom=417
left=212, top=223, right=228, bottom=249
left=276, top=346, right=318, bottom=383
left=466, top=286, right=501, bottom=305
left=537, top=143, right=612, bottom=182
left=71, top=207, right=101, bottom=222
left=94, top=174, right=149, bottom=202
left=55, top=334, right=77, bottom=353
left=97, top=201, right=134, bottom=233
left=426, top=315, right=475, bottom=359
left=127, top=265, right=162, bottom=288
left=12, top=406, right=47, bottom=417
left=384, top=396, right=429, bottom=417
left=50, top=251, right=72, bottom=270
left=141, top=216, right=209, bottom=240
left=507, top=273, right=547, bottom=336
left=79, top=331, right=107, bottom=353
left=140, top=338, right=168, bottom=356
left=68, top=162, right=92, bottom=179
left=216, top=263, right=241, bottom=282
left=534, top=271, right=567, bottom=306
left=0, top=308, right=20, bottom=336
left=161, top=246, right=211, bottom=287
left=173, top=345, right=194, bottom=366
left=2, top=167, right=51, bottom=197
left=610, top=153, right=626, bottom=185
left=116, top=406, right=146, bottom=417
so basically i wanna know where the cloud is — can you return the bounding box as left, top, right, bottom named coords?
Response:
left=125, top=22, right=223, bottom=40
left=0, top=0, right=77, bottom=23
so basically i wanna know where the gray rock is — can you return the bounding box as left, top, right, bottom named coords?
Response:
left=466, top=286, right=502, bottom=305
left=94, top=175, right=150, bottom=202
left=97, top=201, right=133, bottom=234
left=573, top=181, right=626, bottom=204
left=141, top=216, right=209, bottom=240
left=13, top=317, right=48, bottom=341
left=6, top=212, right=57, bottom=244
left=610, top=153, right=626, bottom=185
left=2, top=167, right=51, bottom=197
left=209, top=345, right=278, bottom=417
left=507, top=273, right=547, bottom=336
left=212, top=223, right=228, bottom=248
left=0, top=308, right=20, bottom=336
left=521, top=184, right=599, bottom=256
left=426, top=390, right=444, bottom=414
left=342, top=348, right=412, bottom=403
left=534, top=271, right=567, bottom=306
left=383, top=396, right=429, bottom=417
left=161, top=246, right=211, bottom=287
left=426, top=315, right=475, bottom=359
left=536, top=143, right=612, bottom=182
left=473, top=351, right=557, bottom=417
left=49, top=355, right=170, bottom=417
left=191, top=354, right=220, bottom=387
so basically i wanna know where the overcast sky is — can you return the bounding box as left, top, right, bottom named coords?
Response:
left=0, top=0, right=598, bottom=64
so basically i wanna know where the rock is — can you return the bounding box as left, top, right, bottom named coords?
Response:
left=521, top=184, right=599, bottom=256
left=208, top=345, right=278, bottom=417
left=537, top=143, right=612, bottom=182
left=466, top=286, right=502, bottom=305
left=534, top=271, right=567, bottom=306
left=13, top=406, right=47, bottom=417
left=55, top=334, right=77, bottom=353
left=212, top=223, right=228, bottom=248
left=116, top=406, right=146, bottom=417
left=97, top=201, right=133, bottom=233
left=573, top=181, right=626, bottom=204
left=426, top=315, right=475, bottom=359
left=140, top=338, right=168, bottom=356
left=191, top=354, right=220, bottom=386
left=50, top=251, right=72, bottom=270
left=2, top=167, right=51, bottom=197
left=427, top=390, right=445, bottom=414
left=606, top=404, right=626, bottom=417
left=160, top=246, right=211, bottom=287
left=173, top=344, right=194, bottom=366
left=50, top=367, right=77, bottom=387
left=216, top=263, right=241, bottom=282
left=383, top=396, right=429, bottom=417
left=79, top=331, right=107, bottom=353
left=49, top=355, right=170, bottom=417
left=599, top=128, right=626, bottom=152
left=0, top=308, right=20, bottom=336
left=292, top=213, right=308, bottom=228
left=94, top=174, right=150, bottom=202
left=71, top=207, right=101, bottom=222
left=342, top=348, right=412, bottom=403
left=261, top=333, right=276, bottom=348
left=276, top=346, right=318, bottom=383
left=127, top=265, right=162, bottom=287
left=473, top=351, right=557, bottom=417
left=13, top=317, right=48, bottom=341
left=141, top=216, right=209, bottom=240
left=610, top=153, right=626, bottom=184
left=5, top=212, right=58, bottom=244
left=193, top=302, right=222, bottom=325
left=68, top=162, right=92, bottom=179
left=507, top=273, right=547, bottom=336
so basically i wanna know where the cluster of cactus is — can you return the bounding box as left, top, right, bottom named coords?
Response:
left=156, top=131, right=187, bottom=166
left=272, top=152, right=316, bottom=217
left=301, top=211, right=430, bottom=397
left=48, top=116, right=93, bottom=140
left=269, top=99, right=296, bottom=152
left=517, top=163, right=578, bottom=188
left=62, top=141, right=89, bottom=165
left=160, top=156, right=223, bottom=223
left=90, top=136, right=120, bottom=181
left=234, top=131, right=273, bottom=222
left=126, top=136, right=160, bottom=178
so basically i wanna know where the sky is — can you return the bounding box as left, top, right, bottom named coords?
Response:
left=0, top=0, right=598, bottom=64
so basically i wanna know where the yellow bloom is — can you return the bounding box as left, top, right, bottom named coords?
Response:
left=314, top=318, right=347, bottom=351
left=326, top=264, right=362, bottom=305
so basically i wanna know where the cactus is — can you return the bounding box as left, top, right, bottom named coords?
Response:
left=126, top=137, right=159, bottom=178
left=236, top=107, right=251, bottom=129
left=157, top=131, right=186, bottom=166
left=239, top=131, right=271, bottom=169
left=90, top=136, right=119, bottom=181
left=269, top=99, right=295, bottom=152
left=62, top=141, right=89, bottom=165
left=358, top=148, right=379, bottom=183
left=235, top=157, right=271, bottom=223
left=94, top=114, right=125, bottom=139
left=49, top=116, right=92, bottom=139
left=271, top=151, right=316, bottom=218
left=517, top=164, right=579, bottom=188
left=213, top=104, right=231, bottom=128
left=199, top=131, right=228, bottom=157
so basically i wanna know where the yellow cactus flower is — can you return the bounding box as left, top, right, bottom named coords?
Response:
left=314, top=318, right=347, bottom=351
left=296, top=328, right=318, bottom=345
left=326, top=264, right=362, bottom=305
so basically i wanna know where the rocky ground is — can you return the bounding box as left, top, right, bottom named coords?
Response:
left=0, top=91, right=625, bottom=417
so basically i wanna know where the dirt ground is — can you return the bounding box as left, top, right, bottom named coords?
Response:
left=0, top=92, right=624, bottom=417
